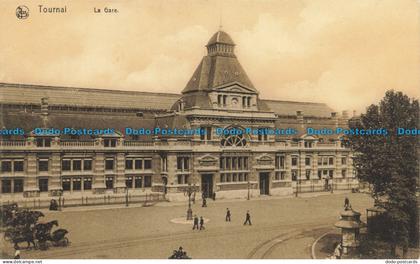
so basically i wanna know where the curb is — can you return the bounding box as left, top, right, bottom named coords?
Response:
left=311, top=230, right=333, bottom=259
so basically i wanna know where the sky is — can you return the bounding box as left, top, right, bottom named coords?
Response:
left=0, top=0, right=419, bottom=113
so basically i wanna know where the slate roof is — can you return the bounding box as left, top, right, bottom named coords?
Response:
left=181, top=55, right=257, bottom=94
left=0, top=83, right=180, bottom=110
left=0, top=83, right=335, bottom=118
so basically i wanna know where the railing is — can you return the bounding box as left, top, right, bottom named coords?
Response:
left=0, top=140, right=26, bottom=147
left=60, top=140, right=95, bottom=147
left=123, top=141, right=154, bottom=147
left=1, top=193, right=167, bottom=210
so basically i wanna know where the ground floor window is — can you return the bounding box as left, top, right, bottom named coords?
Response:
left=39, top=178, right=49, bottom=192
left=134, top=176, right=142, bottom=188
left=144, top=176, right=152, bottom=187
left=1, top=179, right=23, bottom=193
left=1, top=179, right=12, bottom=193
left=105, top=177, right=114, bottom=189
left=305, top=170, right=311, bottom=180
left=126, top=176, right=133, bottom=188
left=14, top=179, right=23, bottom=193
left=220, top=173, right=249, bottom=183
left=73, top=178, right=82, bottom=191
left=291, top=170, right=298, bottom=181
left=275, top=171, right=286, bottom=180
left=62, top=177, right=92, bottom=191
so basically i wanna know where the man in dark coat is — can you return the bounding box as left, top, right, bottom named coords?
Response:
left=192, top=215, right=199, bottom=230
left=199, top=216, right=205, bottom=230
left=243, top=210, right=252, bottom=225
left=202, top=198, right=207, bottom=207
left=226, top=208, right=231, bottom=222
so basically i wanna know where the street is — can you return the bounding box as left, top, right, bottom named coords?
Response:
left=6, top=192, right=373, bottom=259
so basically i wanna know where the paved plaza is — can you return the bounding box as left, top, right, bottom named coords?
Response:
left=3, top=192, right=373, bottom=259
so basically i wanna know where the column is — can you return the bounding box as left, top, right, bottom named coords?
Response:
left=93, top=153, right=106, bottom=194
left=24, top=153, right=39, bottom=197
left=49, top=152, right=62, bottom=196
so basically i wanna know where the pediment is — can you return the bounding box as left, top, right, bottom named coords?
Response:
left=198, top=155, right=218, bottom=166
left=214, top=82, right=257, bottom=94
left=256, top=154, right=273, bottom=165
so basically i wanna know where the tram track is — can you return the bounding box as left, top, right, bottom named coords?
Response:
left=23, top=221, right=332, bottom=259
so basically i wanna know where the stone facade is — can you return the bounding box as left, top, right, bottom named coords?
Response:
left=0, top=30, right=358, bottom=201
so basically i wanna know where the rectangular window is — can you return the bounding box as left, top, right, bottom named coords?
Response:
left=13, top=179, right=23, bottom=193
left=341, top=157, right=347, bottom=165
left=38, top=160, right=49, bottom=171
left=244, top=157, right=248, bottom=169
left=144, top=176, right=152, bottom=187
left=183, top=158, right=189, bottom=170
left=239, top=173, right=243, bottom=182
left=220, top=173, right=225, bottom=182
left=125, top=159, right=133, bottom=170
left=275, top=172, right=280, bottom=181
left=318, top=157, right=322, bottom=165
left=184, top=175, right=190, bottom=184
left=220, top=157, right=224, bottom=169
left=14, top=161, right=24, bottom=172
left=144, top=159, right=152, bottom=169
left=238, top=158, right=242, bottom=169
left=226, top=157, right=231, bottom=170
left=291, top=157, right=298, bottom=167
left=44, top=139, right=51, bottom=147
left=342, top=169, right=347, bottom=178
left=329, top=170, right=334, bottom=178
left=83, top=177, right=92, bottom=190
left=73, top=160, right=82, bottom=171
left=62, top=178, right=71, bottom=191
left=104, top=139, right=116, bottom=148
left=323, top=157, right=328, bottom=166
left=83, top=160, right=92, bottom=171
left=206, top=127, right=212, bottom=140
left=305, top=170, right=311, bottom=180
left=291, top=170, right=298, bottom=181
left=280, top=171, right=286, bottom=180
left=232, top=173, right=237, bottom=182
left=305, top=157, right=311, bottom=166
left=177, top=175, right=183, bottom=184
left=39, top=178, right=49, bottom=192
left=134, top=176, right=142, bottom=188
left=328, top=157, right=334, bottom=165
left=244, top=173, right=248, bottom=182
left=1, top=161, right=12, bottom=172
left=318, top=170, right=322, bottom=179
left=62, top=160, right=71, bottom=171
left=73, top=178, right=82, bottom=191
left=126, top=177, right=133, bottom=188
left=105, top=159, right=114, bottom=170
left=105, top=177, right=114, bottom=189
left=135, top=160, right=142, bottom=170
left=1, top=179, right=11, bottom=193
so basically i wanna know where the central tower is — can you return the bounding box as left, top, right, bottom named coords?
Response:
left=174, top=30, right=268, bottom=112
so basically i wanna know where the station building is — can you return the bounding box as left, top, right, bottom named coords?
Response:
left=0, top=31, right=358, bottom=201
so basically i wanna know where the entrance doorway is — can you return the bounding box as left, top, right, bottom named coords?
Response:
left=201, top=174, right=213, bottom=198
left=259, top=172, right=270, bottom=195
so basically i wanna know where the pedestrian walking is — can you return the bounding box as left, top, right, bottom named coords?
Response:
left=192, top=215, right=199, bottom=230
left=202, top=197, right=207, bottom=207
left=225, top=208, right=231, bottom=222
left=243, top=210, right=252, bottom=225
left=199, top=216, right=205, bottom=230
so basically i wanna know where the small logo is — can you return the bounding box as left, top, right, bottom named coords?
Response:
left=16, top=5, right=29, bottom=19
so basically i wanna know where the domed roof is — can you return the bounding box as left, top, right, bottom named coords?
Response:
left=207, top=31, right=235, bottom=46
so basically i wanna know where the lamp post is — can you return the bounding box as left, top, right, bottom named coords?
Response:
left=185, top=183, right=195, bottom=220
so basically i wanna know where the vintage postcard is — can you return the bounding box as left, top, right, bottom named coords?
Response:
left=0, top=0, right=419, bottom=262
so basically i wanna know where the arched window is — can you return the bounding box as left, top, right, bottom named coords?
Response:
left=220, top=126, right=248, bottom=147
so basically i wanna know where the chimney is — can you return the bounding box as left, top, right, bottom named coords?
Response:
left=296, top=110, right=304, bottom=127
left=41, top=97, right=49, bottom=116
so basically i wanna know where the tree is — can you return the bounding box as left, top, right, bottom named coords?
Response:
left=348, top=90, right=419, bottom=256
